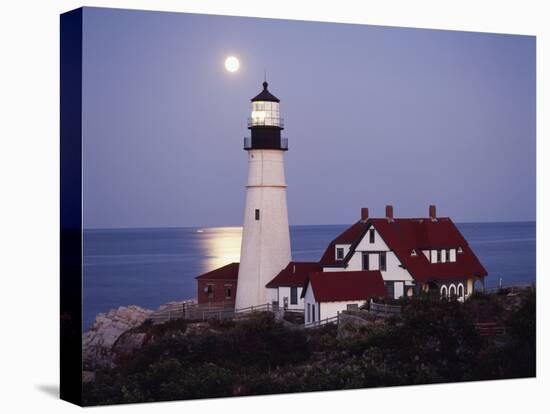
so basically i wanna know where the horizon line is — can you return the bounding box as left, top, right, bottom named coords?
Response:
left=82, top=219, right=536, bottom=231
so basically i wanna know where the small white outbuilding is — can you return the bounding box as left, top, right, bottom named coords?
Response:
left=301, top=270, right=386, bottom=324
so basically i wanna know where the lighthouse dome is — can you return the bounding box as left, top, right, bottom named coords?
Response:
left=251, top=81, right=280, bottom=103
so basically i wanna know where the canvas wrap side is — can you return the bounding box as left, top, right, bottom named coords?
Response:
left=60, top=7, right=83, bottom=406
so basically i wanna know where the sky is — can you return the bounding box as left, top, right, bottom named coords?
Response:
left=82, top=7, right=536, bottom=229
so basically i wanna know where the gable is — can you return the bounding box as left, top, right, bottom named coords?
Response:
left=355, top=226, right=389, bottom=251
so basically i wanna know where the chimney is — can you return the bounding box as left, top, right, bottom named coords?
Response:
left=360, top=207, right=369, bottom=222
left=429, top=205, right=437, bottom=221
left=385, top=205, right=394, bottom=222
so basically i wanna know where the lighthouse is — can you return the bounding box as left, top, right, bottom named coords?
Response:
left=235, top=81, right=292, bottom=310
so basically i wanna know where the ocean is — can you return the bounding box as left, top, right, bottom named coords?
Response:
left=83, top=222, right=535, bottom=330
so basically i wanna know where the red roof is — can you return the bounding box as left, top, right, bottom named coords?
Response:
left=195, top=262, right=239, bottom=280
left=319, top=221, right=366, bottom=265
left=266, top=261, right=322, bottom=288
left=320, top=217, right=487, bottom=283
left=303, top=271, right=386, bottom=302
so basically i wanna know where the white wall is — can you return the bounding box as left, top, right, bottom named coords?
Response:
left=267, top=287, right=278, bottom=304
left=277, top=286, right=303, bottom=310
left=355, top=227, right=389, bottom=251
left=318, top=301, right=363, bottom=320
left=322, top=267, right=345, bottom=272
left=322, top=226, right=414, bottom=296
left=235, top=150, right=292, bottom=310
left=302, top=284, right=363, bottom=323
left=348, top=251, right=410, bottom=280
left=303, top=283, right=319, bottom=323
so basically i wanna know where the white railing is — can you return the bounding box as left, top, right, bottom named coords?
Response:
left=148, top=301, right=236, bottom=323
left=484, top=281, right=535, bottom=294
left=304, top=314, right=339, bottom=329
left=234, top=303, right=274, bottom=314
left=369, top=299, right=401, bottom=315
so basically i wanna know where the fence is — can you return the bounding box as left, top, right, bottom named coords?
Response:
left=148, top=301, right=305, bottom=324
left=234, top=303, right=275, bottom=314
left=369, top=299, right=402, bottom=316
left=304, top=314, right=339, bottom=329
left=148, top=301, right=236, bottom=323
left=484, top=282, right=535, bottom=294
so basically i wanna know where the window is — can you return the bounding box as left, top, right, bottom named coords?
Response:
left=385, top=282, right=395, bottom=299
left=449, top=284, right=457, bottom=297
left=457, top=284, right=464, bottom=299
left=290, top=287, right=298, bottom=305
left=312, top=304, right=316, bottom=322
left=307, top=303, right=311, bottom=322
left=369, top=229, right=375, bottom=243
left=347, top=304, right=359, bottom=311
left=336, top=247, right=344, bottom=260
left=379, top=252, right=387, bottom=271
left=362, top=252, right=370, bottom=270
left=205, top=284, right=214, bottom=298
left=255, top=209, right=260, bottom=220
left=450, top=249, right=456, bottom=262
left=225, top=287, right=232, bottom=299
left=440, top=285, right=448, bottom=298
left=436, top=250, right=441, bottom=263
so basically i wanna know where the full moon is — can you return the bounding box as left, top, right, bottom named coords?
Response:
left=224, top=56, right=240, bottom=73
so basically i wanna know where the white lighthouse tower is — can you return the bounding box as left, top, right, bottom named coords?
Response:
left=235, top=81, right=292, bottom=310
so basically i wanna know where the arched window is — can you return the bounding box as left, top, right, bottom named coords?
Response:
left=449, top=284, right=456, bottom=297
left=440, top=285, right=448, bottom=298
left=457, top=283, right=465, bottom=300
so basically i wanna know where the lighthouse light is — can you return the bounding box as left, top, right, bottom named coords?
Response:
left=250, top=101, right=281, bottom=127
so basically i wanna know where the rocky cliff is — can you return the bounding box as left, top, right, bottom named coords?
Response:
left=83, top=305, right=153, bottom=370
left=82, top=300, right=196, bottom=372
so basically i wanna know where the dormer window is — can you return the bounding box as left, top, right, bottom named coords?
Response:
left=411, top=249, right=417, bottom=256
left=457, top=247, right=463, bottom=254
left=449, top=248, right=457, bottom=262
left=336, top=247, right=344, bottom=260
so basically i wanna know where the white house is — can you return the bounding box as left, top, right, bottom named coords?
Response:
left=301, top=270, right=386, bottom=324
left=265, top=261, right=322, bottom=311
left=316, top=205, right=487, bottom=303
left=297, top=205, right=488, bottom=323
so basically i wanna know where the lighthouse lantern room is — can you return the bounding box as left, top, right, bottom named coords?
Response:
left=235, top=81, right=292, bottom=310
left=244, top=81, right=288, bottom=151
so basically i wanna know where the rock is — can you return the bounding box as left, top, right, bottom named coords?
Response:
left=112, top=332, right=148, bottom=364
left=83, top=305, right=153, bottom=369
left=184, top=321, right=211, bottom=336
left=83, top=299, right=197, bottom=370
